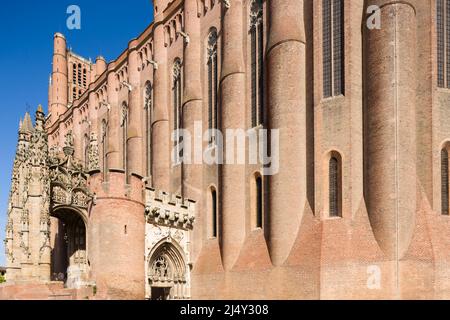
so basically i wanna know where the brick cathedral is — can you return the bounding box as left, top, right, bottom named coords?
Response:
left=2, top=0, right=450, bottom=300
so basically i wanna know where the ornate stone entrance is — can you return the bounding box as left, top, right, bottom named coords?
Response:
left=48, top=133, right=93, bottom=288
left=148, top=240, right=188, bottom=300
left=145, top=189, right=195, bottom=300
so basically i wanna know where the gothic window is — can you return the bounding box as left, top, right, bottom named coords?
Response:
left=77, top=63, right=82, bottom=86
left=72, top=64, right=77, bottom=85
left=442, top=148, right=449, bottom=215
left=207, top=29, right=219, bottom=142
left=210, top=187, right=218, bottom=238
left=145, top=82, right=153, bottom=178
left=121, top=102, right=129, bottom=177
left=323, top=0, right=345, bottom=98
left=329, top=155, right=342, bottom=217
left=73, top=87, right=77, bottom=100
left=83, top=68, right=87, bottom=88
left=250, top=0, right=264, bottom=127
left=173, top=59, right=183, bottom=164
left=437, top=0, right=450, bottom=88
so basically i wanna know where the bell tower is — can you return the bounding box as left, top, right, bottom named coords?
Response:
left=49, top=33, right=68, bottom=125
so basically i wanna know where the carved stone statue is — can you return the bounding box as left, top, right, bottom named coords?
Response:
left=88, top=132, right=100, bottom=172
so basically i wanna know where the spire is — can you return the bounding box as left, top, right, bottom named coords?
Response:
left=37, top=104, right=44, bottom=114
left=20, top=112, right=34, bottom=133
left=18, top=118, right=23, bottom=132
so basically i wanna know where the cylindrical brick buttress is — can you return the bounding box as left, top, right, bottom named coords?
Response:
left=365, top=0, right=417, bottom=259
left=267, top=0, right=307, bottom=266
left=152, top=21, right=170, bottom=192
left=220, top=0, right=247, bottom=271
left=88, top=174, right=145, bottom=299
left=182, top=0, right=204, bottom=260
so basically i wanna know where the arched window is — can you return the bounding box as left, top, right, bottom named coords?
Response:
left=329, top=155, right=342, bottom=217
left=210, top=187, right=218, bottom=238
left=121, top=102, right=129, bottom=178
left=323, top=0, right=345, bottom=98
left=207, top=29, right=219, bottom=142
left=250, top=0, right=264, bottom=127
left=442, top=148, right=449, bottom=215
left=101, top=119, right=108, bottom=180
left=145, top=82, right=153, bottom=178
left=173, top=59, right=183, bottom=164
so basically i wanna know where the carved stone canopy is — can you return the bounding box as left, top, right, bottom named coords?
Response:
left=49, top=150, right=93, bottom=211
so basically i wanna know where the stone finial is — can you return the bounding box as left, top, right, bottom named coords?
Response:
left=35, top=105, right=46, bottom=131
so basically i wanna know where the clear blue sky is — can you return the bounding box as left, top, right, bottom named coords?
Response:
left=0, top=1, right=154, bottom=266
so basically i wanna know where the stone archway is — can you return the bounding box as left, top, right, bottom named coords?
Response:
left=51, top=208, right=88, bottom=288
left=148, top=240, right=189, bottom=300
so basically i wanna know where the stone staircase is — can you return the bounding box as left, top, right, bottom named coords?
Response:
left=0, top=282, right=95, bottom=300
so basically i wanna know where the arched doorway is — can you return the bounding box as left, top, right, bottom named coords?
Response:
left=148, top=240, right=188, bottom=300
left=51, top=208, right=88, bottom=288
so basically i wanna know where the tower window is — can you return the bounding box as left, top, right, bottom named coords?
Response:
left=78, top=63, right=82, bottom=86
left=329, top=156, right=342, bottom=217
left=323, top=0, right=345, bottom=98
left=442, top=148, right=449, bottom=215
left=72, top=64, right=77, bottom=85
left=83, top=69, right=87, bottom=88
left=250, top=0, right=264, bottom=128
